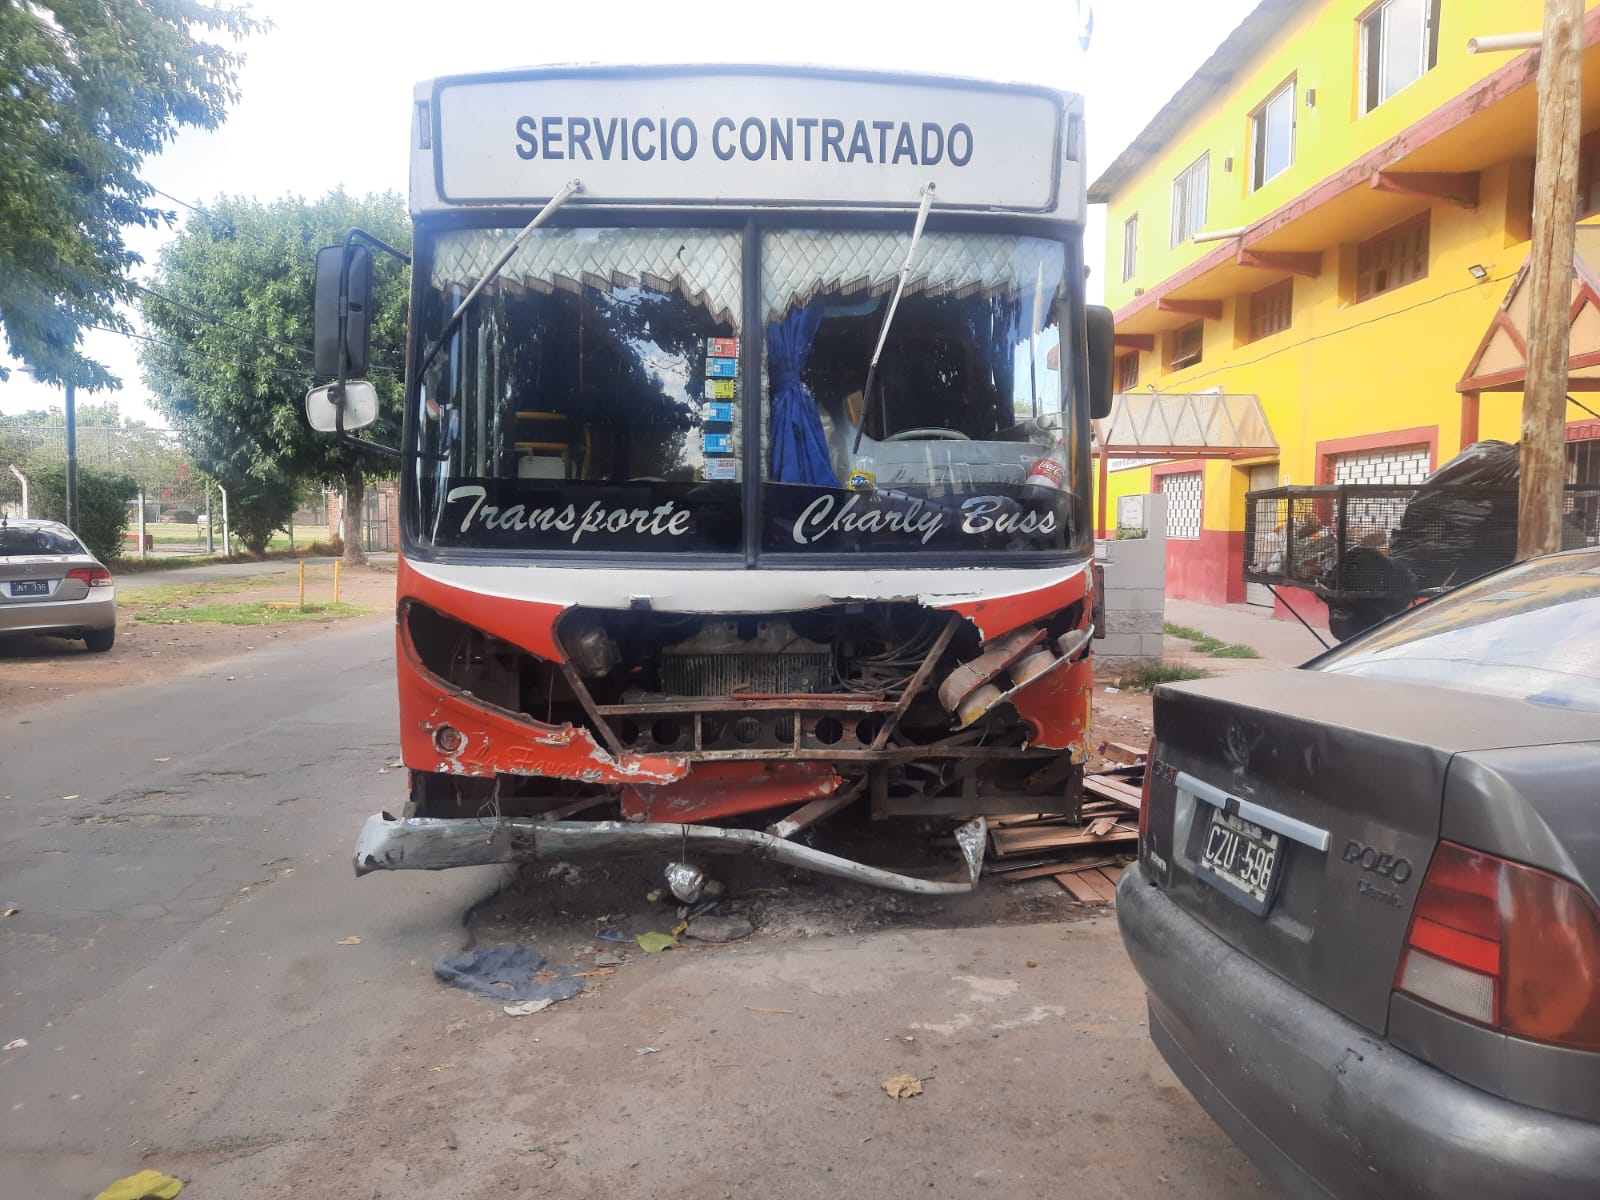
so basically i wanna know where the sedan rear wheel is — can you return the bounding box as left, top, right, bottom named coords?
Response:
left=83, top=627, right=115, bottom=653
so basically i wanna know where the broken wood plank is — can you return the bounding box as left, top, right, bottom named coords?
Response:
left=1054, top=871, right=1112, bottom=902
left=994, top=857, right=1118, bottom=882
left=1105, top=741, right=1147, bottom=761
left=1085, top=816, right=1119, bottom=838
left=767, top=784, right=861, bottom=839
left=1083, top=776, right=1143, bottom=811
left=991, top=823, right=1139, bottom=856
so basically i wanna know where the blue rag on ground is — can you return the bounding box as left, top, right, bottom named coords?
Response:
left=432, top=944, right=584, bottom=1003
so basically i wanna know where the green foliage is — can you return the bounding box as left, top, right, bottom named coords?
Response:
left=0, top=1, right=265, bottom=389
left=2, top=403, right=190, bottom=489
left=1115, top=663, right=1212, bottom=692
left=28, top=463, right=137, bottom=563
left=129, top=600, right=375, bottom=626
left=1162, top=621, right=1261, bottom=659
left=227, top=476, right=301, bottom=556
left=1208, top=643, right=1262, bottom=659
left=139, top=191, right=410, bottom=560
left=1114, top=526, right=1148, bottom=540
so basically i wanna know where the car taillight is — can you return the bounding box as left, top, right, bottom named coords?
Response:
left=1395, top=841, right=1600, bottom=1050
left=66, top=566, right=112, bottom=587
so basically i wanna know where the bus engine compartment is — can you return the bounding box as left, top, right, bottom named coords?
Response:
left=364, top=588, right=1095, bottom=889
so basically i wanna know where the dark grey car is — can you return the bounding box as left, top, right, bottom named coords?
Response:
left=1119, top=547, right=1600, bottom=1199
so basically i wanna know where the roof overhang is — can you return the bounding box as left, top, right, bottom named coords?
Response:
left=1093, top=391, right=1278, bottom=459
left=1458, top=223, right=1600, bottom=392
left=1088, top=0, right=1310, bottom=203
left=1110, top=9, right=1600, bottom=337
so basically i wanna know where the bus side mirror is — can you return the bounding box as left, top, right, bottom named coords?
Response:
left=305, top=380, right=379, bottom=433
left=314, top=244, right=372, bottom=378
left=1086, top=304, right=1115, bottom=420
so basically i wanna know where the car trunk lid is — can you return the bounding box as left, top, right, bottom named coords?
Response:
left=0, top=555, right=85, bottom=602
left=1143, top=670, right=1599, bottom=1034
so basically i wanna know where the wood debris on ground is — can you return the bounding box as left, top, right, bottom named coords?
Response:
left=986, top=762, right=1143, bottom=905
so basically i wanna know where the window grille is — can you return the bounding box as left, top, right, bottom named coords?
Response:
left=1158, top=471, right=1203, bottom=539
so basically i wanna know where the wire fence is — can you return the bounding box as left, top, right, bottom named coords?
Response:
left=0, top=421, right=341, bottom=555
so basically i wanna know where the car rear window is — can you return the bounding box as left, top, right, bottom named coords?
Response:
left=0, top=527, right=83, bottom=556
left=1313, top=552, right=1600, bottom=712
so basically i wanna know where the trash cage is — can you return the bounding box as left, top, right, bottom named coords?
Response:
left=1244, top=483, right=1600, bottom=604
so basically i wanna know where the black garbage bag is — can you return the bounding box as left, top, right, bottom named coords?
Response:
left=1389, top=441, right=1520, bottom=590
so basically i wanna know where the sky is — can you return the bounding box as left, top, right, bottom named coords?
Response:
left=0, top=0, right=1260, bottom=425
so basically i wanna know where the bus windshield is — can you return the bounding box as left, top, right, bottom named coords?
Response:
left=408, top=225, right=1079, bottom=557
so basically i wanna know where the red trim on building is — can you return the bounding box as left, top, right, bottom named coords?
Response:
left=1163, top=529, right=1247, bottom=606
left=1568, top=418, right=1600, bottom=441
left=1150, top=458, right=1206, bottom=481
left=1314, top=426, right=1439, bottom=482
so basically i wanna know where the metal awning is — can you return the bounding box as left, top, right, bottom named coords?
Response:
left=1094, top=390, right=1279, bottom=460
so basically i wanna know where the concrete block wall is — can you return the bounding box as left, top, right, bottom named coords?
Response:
left=1093, top=493, right=1167, bottom=673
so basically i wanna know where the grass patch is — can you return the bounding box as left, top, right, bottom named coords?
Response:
left=1115, top=663, right=1212, bottom=692
left=1162, top=621, right=1261, bottom=660
left=130, top=600, right=377, bottom=626
left=120, top=575, right=289, bottom=606
left=1208, top=642, right=1262, bottom=659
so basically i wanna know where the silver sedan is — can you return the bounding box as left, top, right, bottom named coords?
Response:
left=0, top=518, right=117, bottom=651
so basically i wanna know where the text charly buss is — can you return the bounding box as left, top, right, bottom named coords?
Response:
left=513, top=114, right=978, bottom=167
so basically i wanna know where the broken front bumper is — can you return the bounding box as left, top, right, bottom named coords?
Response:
left=352, top=812, right=987, bottom=895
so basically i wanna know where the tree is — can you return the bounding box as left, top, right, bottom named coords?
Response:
left=29, top=463, right=137, bottom=563
left=138, top=191, right=410, bottom=564
left=0, top=1, right=265, bottom=390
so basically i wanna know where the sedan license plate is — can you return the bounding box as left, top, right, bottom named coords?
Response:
left=1198, top=809, right=1282, bottom=915
left=9, top=579, right=49, bottom=597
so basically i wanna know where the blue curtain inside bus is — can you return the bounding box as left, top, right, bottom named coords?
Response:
left=767, top=301, right=839, bottom=487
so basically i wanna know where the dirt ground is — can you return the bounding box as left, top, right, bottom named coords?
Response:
left=0, top=561, right=396, bottom=714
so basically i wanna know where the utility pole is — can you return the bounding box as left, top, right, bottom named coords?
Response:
left=1520, top=0, right=1584, bottom=559
left=64, top=379, right=78, bottom=533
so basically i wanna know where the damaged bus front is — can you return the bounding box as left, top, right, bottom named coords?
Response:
left=310, top=66, right=1115, bottom=891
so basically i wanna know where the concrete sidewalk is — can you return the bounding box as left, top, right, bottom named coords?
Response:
left=1164, top=598, right=1333, bottom=673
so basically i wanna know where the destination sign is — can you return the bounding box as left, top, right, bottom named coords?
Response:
left=431, top=70, right=1065, bottom=212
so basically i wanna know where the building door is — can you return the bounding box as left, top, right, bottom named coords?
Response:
left=1245, top=462, right=1279, bottom=607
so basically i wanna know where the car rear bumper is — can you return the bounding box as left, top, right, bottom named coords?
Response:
left=0, top=593, right=115, bottom=636
left=1116, top=862, right=1600, bottom=1200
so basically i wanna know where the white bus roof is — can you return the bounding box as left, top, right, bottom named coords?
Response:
left=409, top=65, right=1085, bottom=223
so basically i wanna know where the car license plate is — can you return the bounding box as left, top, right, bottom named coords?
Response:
left=1198, top=808, right=1282, bottom=916
left=10, top=579, right=48, bottom=597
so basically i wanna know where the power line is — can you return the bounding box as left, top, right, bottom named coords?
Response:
left=132, top=285, right=400, bottom=377
left=147, top=188, right=236, bottom=237
left=134, top=284, right=314, bottom=362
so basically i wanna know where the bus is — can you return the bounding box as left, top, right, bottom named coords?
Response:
left=308, top=65, right=1114, bottom=893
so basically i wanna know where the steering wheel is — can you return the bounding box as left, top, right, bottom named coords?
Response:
left=882, top=427, right=971, bottom=442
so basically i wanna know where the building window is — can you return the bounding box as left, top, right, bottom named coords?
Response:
left=1158, top=471, right=1203, bottom=540
left=1326, top=445, right=1431, bottom=485
left=1122, top=214, right=1138, bottom=282
left=1168, top=321, right=1203, bottom=369
left=1251, top=80, right=1296, bottom=190
left=1360, top=0, right=1440, bottom=114
left=1247, top=279, right=1293, bottom=342
left=1355, top=214, right=1429, bottom=302
left=1170, top=153, right=1209, bottom=247
left=1117, top=351, right=1140, bottom=391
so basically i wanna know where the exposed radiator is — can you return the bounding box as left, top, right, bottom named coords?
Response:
left=662, top=651, right=833, bottom=697
left=659, top=620, right=834, bottom=697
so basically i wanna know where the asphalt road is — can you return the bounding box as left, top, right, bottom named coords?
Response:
left=0, top=620, right=1267, bottom=1198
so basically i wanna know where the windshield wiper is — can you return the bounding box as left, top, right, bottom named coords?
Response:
left=417, top=178, right=584, bottom=379
left=852, top=182, right=937, bottom=455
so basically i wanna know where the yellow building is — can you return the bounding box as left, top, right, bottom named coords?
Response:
left=1091, top=0, right=1600, bottom=614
